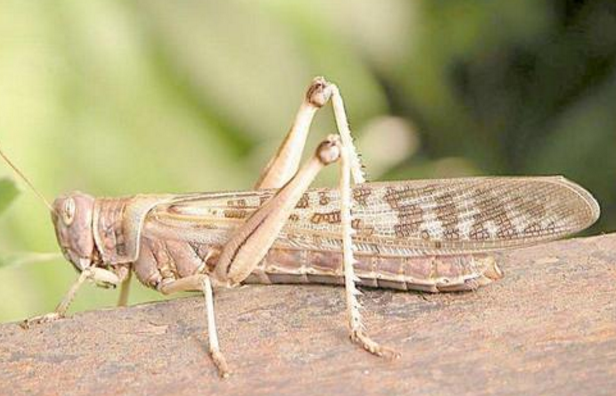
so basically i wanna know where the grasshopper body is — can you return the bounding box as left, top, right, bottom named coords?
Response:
left=5, top=77, right=600, bottom=378
left=53, top=177, right=597, bottom=295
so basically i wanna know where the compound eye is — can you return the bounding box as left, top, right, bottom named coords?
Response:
left=62, top=198, right=76, bottom=226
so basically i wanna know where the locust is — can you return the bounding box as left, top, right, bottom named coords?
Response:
left=0, top=77, right=600, bottom=378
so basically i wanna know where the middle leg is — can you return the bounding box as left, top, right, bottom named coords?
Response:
left=160, top=274, right=230, bottom=378
left=216, top=134, right=397, bottom=358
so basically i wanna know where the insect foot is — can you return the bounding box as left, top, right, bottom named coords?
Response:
left=306, top=76, right=333, bottom=108
left=211, top=350, right=231, bottom=379
left=482, top=256, right=504, bottom=281
left=351, top=330, right=401, bottom=360
left=20, top=312, right=64, bottom=329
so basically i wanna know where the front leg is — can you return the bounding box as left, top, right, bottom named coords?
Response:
left=22, top=267, right=125, bottom=328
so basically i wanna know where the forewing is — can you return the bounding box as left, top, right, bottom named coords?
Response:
left=149, top=177, right=599, bottom=256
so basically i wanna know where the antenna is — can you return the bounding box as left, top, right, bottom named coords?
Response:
left=0, top=146, right=54, bottom=213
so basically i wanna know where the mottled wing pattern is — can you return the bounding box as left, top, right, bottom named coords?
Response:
left=148, top=177, right=599, bottom=257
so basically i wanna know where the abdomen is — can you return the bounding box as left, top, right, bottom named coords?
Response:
left=245, top=248, right=503, bottom=293
left=133, top=238, right=503, bottom=293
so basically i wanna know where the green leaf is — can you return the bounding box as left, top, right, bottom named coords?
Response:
left=0, top=178, right=19, bottom=215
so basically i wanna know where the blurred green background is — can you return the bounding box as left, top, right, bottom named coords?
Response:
left=0, top=0, right=615, bottom=323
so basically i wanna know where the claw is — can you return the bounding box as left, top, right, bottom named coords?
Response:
left=210, top=349, right=232, bottom=379
left=20, top=312, right=64, bottom=329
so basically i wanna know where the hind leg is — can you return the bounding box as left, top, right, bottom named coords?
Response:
left=255, top=77, right=365, bottom=189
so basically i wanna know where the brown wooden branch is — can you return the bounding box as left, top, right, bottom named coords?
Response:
left=1, top=234, right=615, bottom=395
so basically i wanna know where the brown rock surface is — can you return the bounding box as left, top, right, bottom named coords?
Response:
left=1, top=235, right=615, bottom=395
